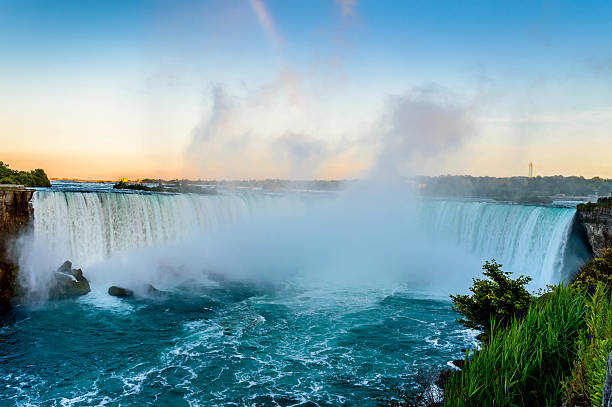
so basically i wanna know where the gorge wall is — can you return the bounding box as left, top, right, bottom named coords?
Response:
left=0, top=186, right=34, bottom=307
left=577, top=207, right=612, bottom=257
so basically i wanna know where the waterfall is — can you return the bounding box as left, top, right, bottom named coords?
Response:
left=419, top=200, right=580, bottom=285
left=31, top=190, right=310, bottom=267
left=29, top=191, right=583, bottom=287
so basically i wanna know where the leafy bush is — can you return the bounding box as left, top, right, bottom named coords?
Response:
left=445, top=285, right=585, bottom=407
left=0, top=161, right=51, bottom=187
left=563, top=284, right=612, bottom=406
left=572, top=249, right=612, bottom=294
left=450, top=260, right=533, bottom=331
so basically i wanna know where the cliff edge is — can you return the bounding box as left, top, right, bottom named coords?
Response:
left=0, top=185, right=34, bottom=308
left=577, top=207, right=612, bottom=258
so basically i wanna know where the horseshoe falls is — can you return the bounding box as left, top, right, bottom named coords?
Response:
left=30, top=191, right=581, bottom=285
left=2, top=188, right=590, bottom=406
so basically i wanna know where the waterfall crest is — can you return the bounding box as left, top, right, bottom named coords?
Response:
left=29, top=191, right=582, bottom=287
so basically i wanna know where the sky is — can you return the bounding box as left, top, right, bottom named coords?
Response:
left=1, top=0, right=612, bottom=180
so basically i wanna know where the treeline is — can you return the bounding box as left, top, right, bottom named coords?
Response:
left=113, top=181, right=216, bottom=195
left=139, top=178, right=344, bottom=191
left=416, top=175, right=612, bottom=203
left=0, top=161, right=51, bottom=187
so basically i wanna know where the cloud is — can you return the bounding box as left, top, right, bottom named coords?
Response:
left=273, top=132, right=331, bottom=178
left=185, top=74, right=475, bottom=180
left=184, top=71, right=346, bottom=179
left=249, top=0, right=284, bottom=46
left=334, top=0, right=356, bottom=17
left=587, top=55, right=612, bottom=76
left=370, top=84, right=475, bottom=177
left=188, top=85, right=235, bottom=148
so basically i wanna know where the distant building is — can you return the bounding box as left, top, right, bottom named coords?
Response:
left=529, top=162, right=533, bottom=178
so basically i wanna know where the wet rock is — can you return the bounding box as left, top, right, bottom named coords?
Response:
left=435, top=369, right=456, bottom=391
left=108, top=286, right=134, bottom=298
left=205, top=271, right=227, bottom=283
left=49, top=261, right=91, bottom=299
left=144, top=284, right=170, bottom=299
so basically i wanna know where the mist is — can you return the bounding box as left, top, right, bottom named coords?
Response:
left=56, top=189, right=484, bottom=299
left=18, top=78, right=486, bottom=301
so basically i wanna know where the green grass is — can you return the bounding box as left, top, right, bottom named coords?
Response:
left=445, top=285, right=586, bottom=407
left=563, top=284, right=612, bottom=406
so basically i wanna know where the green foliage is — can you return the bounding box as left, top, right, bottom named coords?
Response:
left=113, top=181, right=160, bottom=191
left=0, top=161, right=51, bottom=187
left=445, top=285, right=586, bottom=407
left=572, top=249, right=612, bottom=294
left=450, top=260, right=533, bottom=331
left=577, top=197, right=612, bottom=212
left=563, top=284, right=612, bottom=407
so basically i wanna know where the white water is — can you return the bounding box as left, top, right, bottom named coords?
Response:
left=419, top=201, right=576, bottom=285
left=30, top=190, right=312, bottom=266
left=24, top=190, right=578, bottom=294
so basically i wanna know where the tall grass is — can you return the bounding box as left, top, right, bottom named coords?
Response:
left=563, top=284, right=612, bottom=406
left=444, top=285, right=585, bottom=407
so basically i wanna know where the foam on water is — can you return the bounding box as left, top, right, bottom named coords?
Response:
left=0, top=282, right=479, bottom=406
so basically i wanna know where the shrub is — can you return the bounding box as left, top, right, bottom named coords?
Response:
left=450, top=260, right=533, bottom=332
left=445, top=285, right=585, bottom=407
left=572, top=249, right=612, bottom=294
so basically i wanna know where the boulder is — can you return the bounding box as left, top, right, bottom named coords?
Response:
left=108, top=286, right=134, bottom=298
left=144, top=284, right=169, bottom=299
left=604, top=351, right=612, bottom=407
left=49, top=260, right=91, bottom=299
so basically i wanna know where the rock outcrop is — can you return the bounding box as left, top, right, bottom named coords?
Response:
left=48, top=261, right=91, bottom=299
left=108, top=286, right=134, bottom=298
left=108, top=284, right=166, bottom=299
left=604, top=351, right=612, bottom=407
left=578, top=208, right=612, bottom=257
left=0, top=186, right=34, bottom=308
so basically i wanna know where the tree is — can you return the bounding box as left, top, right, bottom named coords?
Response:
left=451, top=260, right=533, bottom=332
left=0, top=162, right=51, bottom=187
left=572, top=249, right=612, bottom=294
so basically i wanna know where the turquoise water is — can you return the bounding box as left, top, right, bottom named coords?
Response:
left=1, top=282, right=475, bottom=406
